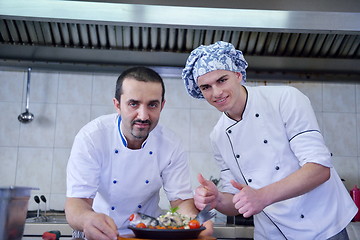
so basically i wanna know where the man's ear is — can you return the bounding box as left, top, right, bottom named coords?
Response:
left=113, top=98, right=121, bottom=113
left=160, top=99, right=166, bottom=111
left=235, top=72, right=242, bottom=80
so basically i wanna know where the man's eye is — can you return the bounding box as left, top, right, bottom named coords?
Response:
left=129, top=102, right=138, bottom=107
left=201, top=86, right=209, bottom=91
left=149, top=103, right=158, bottom=108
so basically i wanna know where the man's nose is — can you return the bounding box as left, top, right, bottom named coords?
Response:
left=137, top=106, right=149, bottom=120
left=213, top=86, right=223, bottom=96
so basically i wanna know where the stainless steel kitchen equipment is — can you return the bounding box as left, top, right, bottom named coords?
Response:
left=196, top=204, right=217, bottom=224
left=1, top=0, right=360, bottom=81
left=18, top=67, right=34, bottom=124
left=0, top=186, right=38, bottom=240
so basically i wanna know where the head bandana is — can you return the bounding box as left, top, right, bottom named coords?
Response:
left=182, top=41, right=248, bottom=99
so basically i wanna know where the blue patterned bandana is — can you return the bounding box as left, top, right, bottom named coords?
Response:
left=182, top=41, right=248, bottom=99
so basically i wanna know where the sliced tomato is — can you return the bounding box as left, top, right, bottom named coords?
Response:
left=188, top=219, right=201, bottom=229
left=136, top=223, right=146, bottom=228
left=129, top=214, right=135, bottom=221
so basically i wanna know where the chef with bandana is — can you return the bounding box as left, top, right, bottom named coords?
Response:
left=182, top=41, right=356, bottom=240
left=66, top=67, right=213, bottom=240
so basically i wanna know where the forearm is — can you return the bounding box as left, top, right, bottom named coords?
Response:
left=260, top=162, right=330, bottom=207
left=65, top=197, right=94, bottom=231
left=171, top=199, right=199, bottom=218
left=171, top=198, right=214, bottom=236
left=215, top=192, right=239, bottom=216
left=172, top=196, right=238, bottom=217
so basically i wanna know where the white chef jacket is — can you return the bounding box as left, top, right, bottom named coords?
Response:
left=67, top=113, right=193, bottom=235
left=210, top=86, right=357, bottom=240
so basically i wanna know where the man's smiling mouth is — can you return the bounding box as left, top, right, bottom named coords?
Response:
left=214, top=96, right=228, bottom=103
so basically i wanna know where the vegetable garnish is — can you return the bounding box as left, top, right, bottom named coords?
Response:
left=135, top=223, right=146, bottom=228
left=169, top=206, right=179, bottom=214
left=129, top=207, right=202, bottom=229
left=188, top=219, right=201, bottom=229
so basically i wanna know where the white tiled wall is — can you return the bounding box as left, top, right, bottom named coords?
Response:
left=0, top=68, right=359, bottom=212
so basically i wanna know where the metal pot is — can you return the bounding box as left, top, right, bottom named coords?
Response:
left=0, top=186, right=38, bottom=240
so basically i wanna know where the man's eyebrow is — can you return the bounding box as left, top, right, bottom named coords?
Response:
left=217, top=74, right=229, bottom=80
left=198, top=83, right=210, bottom=88
left=149, top=100, right=161, bottom=104
left=127, top=99, right=139, bottom=103
left=199, top=74, right=229, bottom=88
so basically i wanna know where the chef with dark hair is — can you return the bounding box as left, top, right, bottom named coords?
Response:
left=66, top=66, right=213, bottom=240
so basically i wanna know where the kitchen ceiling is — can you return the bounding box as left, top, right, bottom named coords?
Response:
left=0, top=0, right=360, bottom=81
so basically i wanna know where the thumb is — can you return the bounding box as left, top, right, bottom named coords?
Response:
left=197, top=173, right=211, bottom=188
left=230, top=180, right=245, bottom=191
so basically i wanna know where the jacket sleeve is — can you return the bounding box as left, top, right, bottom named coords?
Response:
left=66, top=128, right=102, bottom=198
left=279, top=87, right=332, bottom=167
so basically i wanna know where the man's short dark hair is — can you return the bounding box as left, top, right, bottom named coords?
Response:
left=115, top=67, right=165, bottom=102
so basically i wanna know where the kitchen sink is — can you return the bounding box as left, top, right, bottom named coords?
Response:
left=26, top=214, right=67, bottom=224
left=24, top=213, right=73, bottom=239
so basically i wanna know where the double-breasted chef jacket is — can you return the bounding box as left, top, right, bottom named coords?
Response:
left=210, top=86, right=357, bottom=240
left=67, top=113, right=193, bottom=235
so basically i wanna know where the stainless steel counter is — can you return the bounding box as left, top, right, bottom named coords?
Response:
left=213, top=224, right=254, bottom=239
left=23, top=210, right=252, bottom=239
left=23, top=220, right=360, bottom=240
left=23, top=222, right=254, bottom=239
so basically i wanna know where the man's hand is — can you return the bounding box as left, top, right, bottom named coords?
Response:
left=230, top=163, right=331, bottom=218
left=81, top=211, right=118, bottom=240
left=231, top=180, right=266, bottom=218
left=198, top=220, right=214, bottom=237
left=194, top=174, right=219, bottom=210
left=65, top=198, right=118, bottom=240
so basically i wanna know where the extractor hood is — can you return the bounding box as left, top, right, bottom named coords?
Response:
left=0, top=0, right=359, bottom=81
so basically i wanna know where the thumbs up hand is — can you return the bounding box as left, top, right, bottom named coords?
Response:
left=230, top=180, right=246, bottom=191
left=194, top=173, right=219, bottom=210
left=230, top=180, right=266, bottom=217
